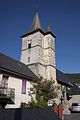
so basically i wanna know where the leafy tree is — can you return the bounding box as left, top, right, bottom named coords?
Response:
left=26, top=76, right=59, bottom=108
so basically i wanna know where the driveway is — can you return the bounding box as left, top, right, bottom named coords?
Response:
left=64, top=113, right=80, bottom=120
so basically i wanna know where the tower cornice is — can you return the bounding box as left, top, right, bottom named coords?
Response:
left=45, top=31, right=56, bottom=38
left=21, top=28, right=56, bottom=38
left=21, top=29, right=44, bottom=38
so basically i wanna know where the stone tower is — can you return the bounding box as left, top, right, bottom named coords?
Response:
left=21, top=11, right=57, bottom=84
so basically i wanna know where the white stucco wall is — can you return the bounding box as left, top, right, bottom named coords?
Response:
left=21, top=81, right=33, bottom=104
left=6, top=76, right=22, bottom=108
left=0, top=73, right=35, bottom=108
left=5, top=76, right=32, bottom=108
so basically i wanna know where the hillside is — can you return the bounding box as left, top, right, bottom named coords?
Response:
left=65, top=73, right=80, bottom=85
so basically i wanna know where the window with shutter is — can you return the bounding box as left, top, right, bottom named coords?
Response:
left=22, top=80, right=26, bottom=94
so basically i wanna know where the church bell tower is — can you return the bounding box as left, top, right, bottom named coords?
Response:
left=20, top=11, right=57, bottom=84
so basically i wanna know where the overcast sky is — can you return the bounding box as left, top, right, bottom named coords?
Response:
left=0, top=0, right=80, bottom=73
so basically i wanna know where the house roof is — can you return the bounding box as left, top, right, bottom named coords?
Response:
left=0, top=53, right=36, bottom=81
left=0, top=108, right=60, bottom=120
left=56, top=69, right=72, bottom=86
left=67, top=85, right=80, bottom=95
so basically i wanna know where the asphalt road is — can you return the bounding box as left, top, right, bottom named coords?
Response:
left=64, top=113, right=80, bottom=120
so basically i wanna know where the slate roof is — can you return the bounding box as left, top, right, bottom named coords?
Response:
left=67, top=85, right=80, bottom=95
left=0, top=108, right=60, bottom=120
left=46, top=24, right=51, bottom=32
left=29, top=11, right=43, bottom=32
left=0, top=53, right=36, bottom=81
left=21, top=11, right=56, bottom=38
left=56, top=69, right=72, bottom=86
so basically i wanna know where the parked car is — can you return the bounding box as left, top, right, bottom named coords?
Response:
left=48, top=99, right=55, bottom=106
left=71, top=103, right=80, bottom=112
left=48, top=98, right=60, bottom=107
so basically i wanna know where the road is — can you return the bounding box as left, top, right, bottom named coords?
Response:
left=64, top=113, right=80, bottom=120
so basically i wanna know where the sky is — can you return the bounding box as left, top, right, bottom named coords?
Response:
left=0, top=0, right=80, bottom=73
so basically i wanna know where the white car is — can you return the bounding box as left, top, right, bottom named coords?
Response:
left=48, top=99, right=55, bottom=107
left=48, top=98, right=60, bottom=107
left=71, top=103, right=80, bottom=112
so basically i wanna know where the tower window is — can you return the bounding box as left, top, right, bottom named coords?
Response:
left=28, top=57, right=30, bottom=63
left=28, top=39, right=32, bottom=48
left=28, top=43, right=31, bottom=48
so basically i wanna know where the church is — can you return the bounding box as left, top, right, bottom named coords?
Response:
left=20, top=10, right=72, bottom=106
left=0, top=11, right=71, bottom=108
left=21, top=11, right=57, bottom=84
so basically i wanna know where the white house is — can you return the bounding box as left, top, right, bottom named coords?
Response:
left=0, top=53, right=36, bottom=108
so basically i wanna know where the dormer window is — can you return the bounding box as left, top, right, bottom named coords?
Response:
left=28, top=39, right=32, bottom=48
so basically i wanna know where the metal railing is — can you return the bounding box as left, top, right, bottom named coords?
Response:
left=0, top=88, right=15, bottom=99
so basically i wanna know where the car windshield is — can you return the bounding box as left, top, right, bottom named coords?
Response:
left=72, top=103, right=78, bottom=106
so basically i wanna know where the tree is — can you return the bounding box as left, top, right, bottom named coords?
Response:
left=26, top=76, right=59, bottom=108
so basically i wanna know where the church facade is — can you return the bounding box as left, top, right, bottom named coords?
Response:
left=21, top=11, right=57, bottom=84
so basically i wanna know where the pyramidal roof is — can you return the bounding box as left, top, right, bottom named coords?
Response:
left=21, top=11, right=56, bottom=38
left=46, top=24, right=51, bottom=32
left=29, top=11, right=43, bottom=32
